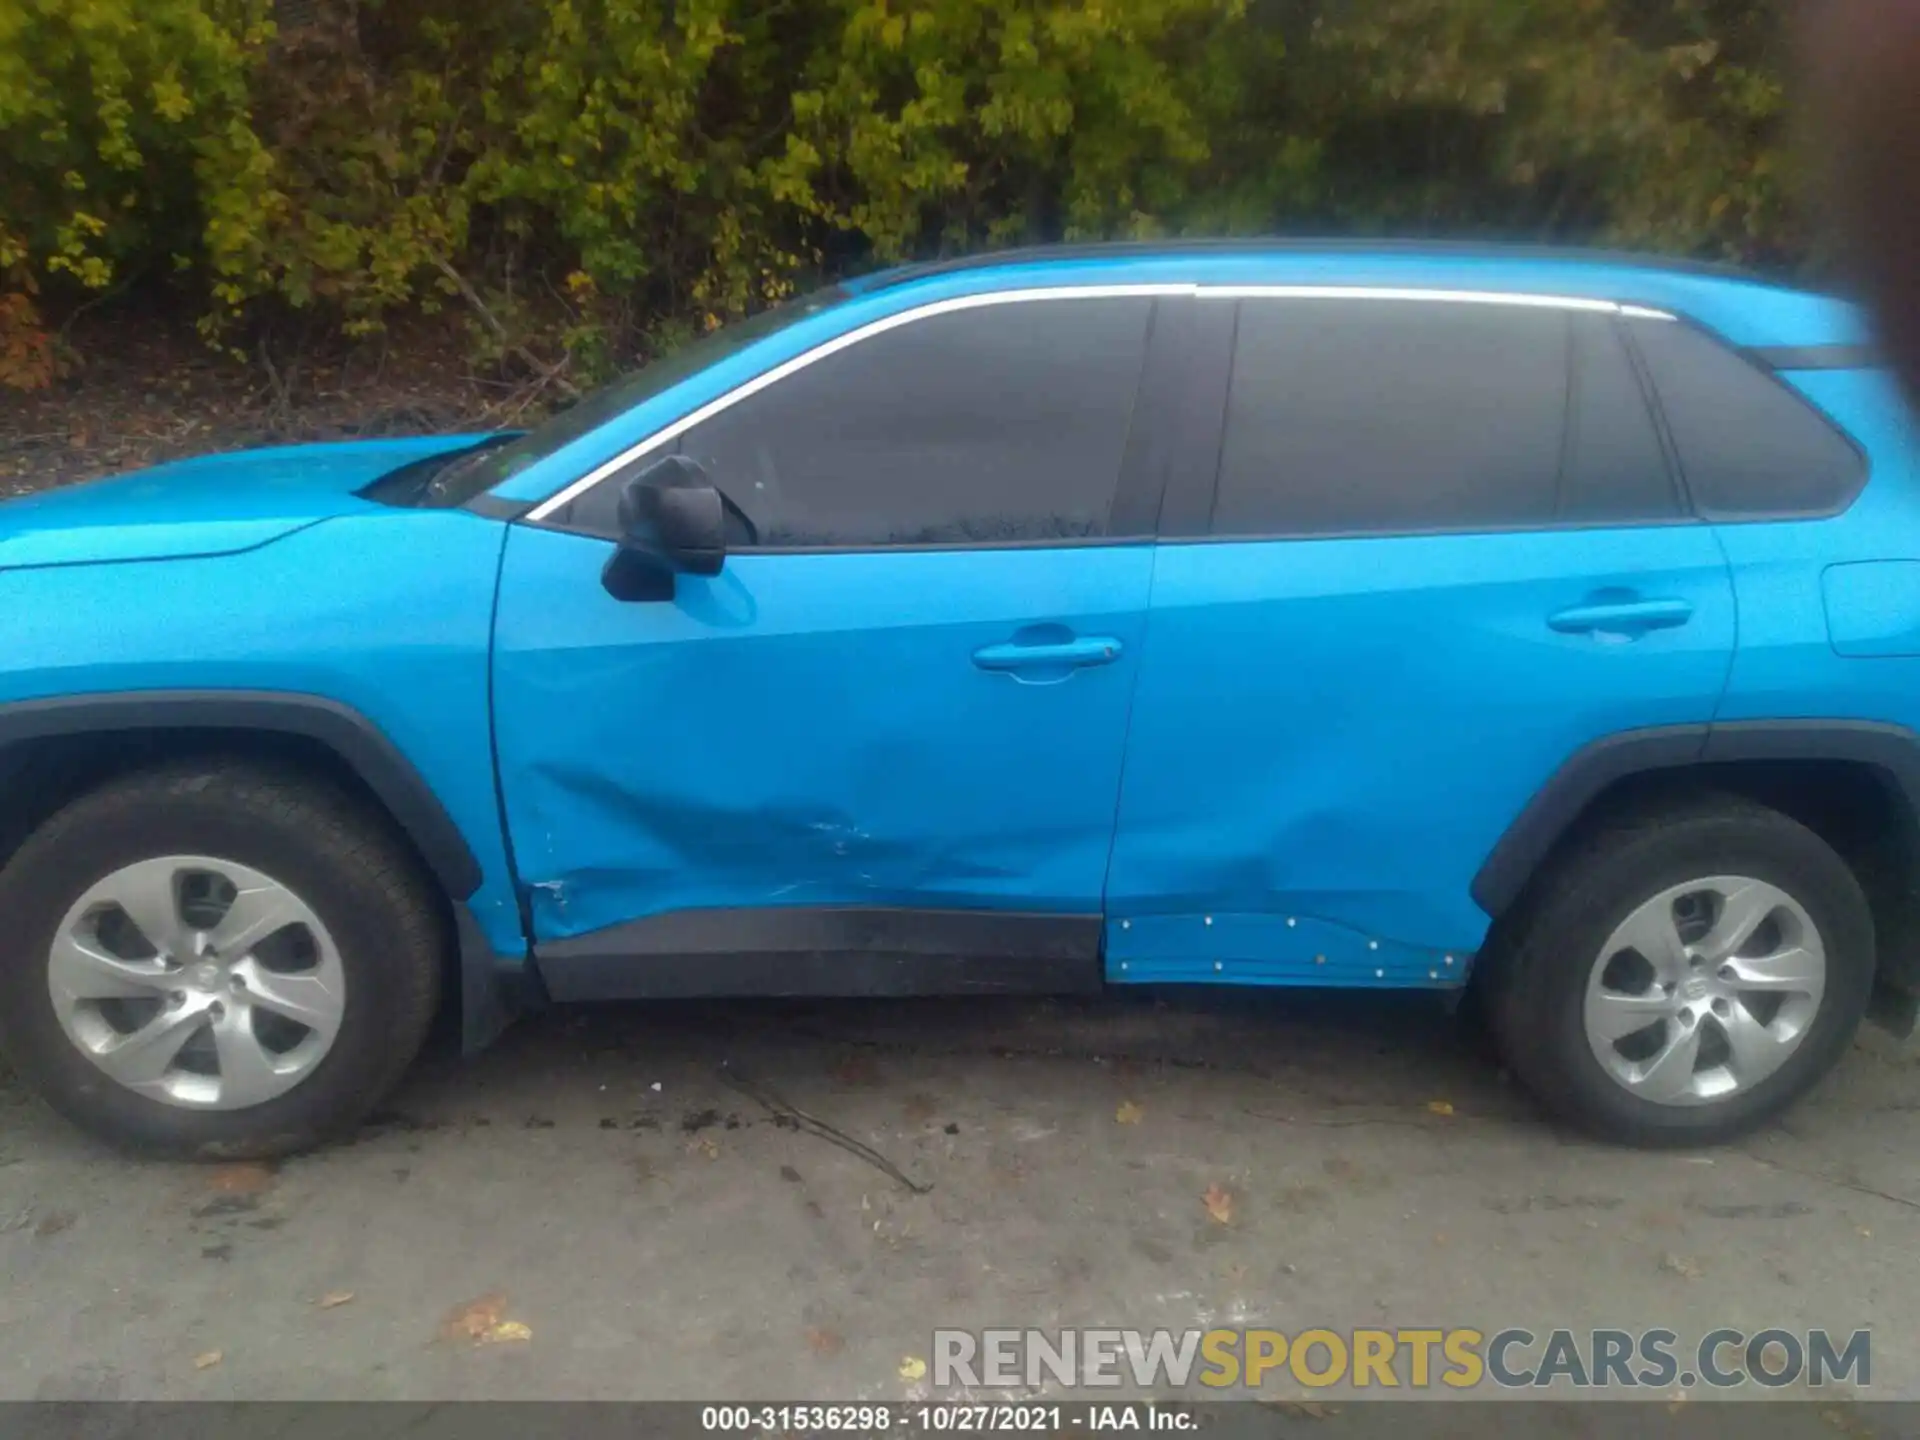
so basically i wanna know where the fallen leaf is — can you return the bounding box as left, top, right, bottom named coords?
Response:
left=194, top=1351, right=223, bottom=1370
left=1273, top=1400, right=1338, bottom=1419
left=1115, top=1100, right=1144, bottom=1125
left=1426, top=1100, right=1455, bottom=1117
left=690, top=1136, right=720, bottom=1160
left=898, top=1356, right=927, bottom=1381
left=35, top=1209, right=76, bottom=1238
left=1824, top=1406, right=1877, bottom=1437
left=206, top=1163, right=276, bottom=1195
left=439, top=1292, right=508, bottom=1343
left=483, top=1321, right=532, bottom=1344
left=1659, top=1253, right=1704, bottom=1280
left=1203, top=1183, right=1234, bottom=1225
left=317, top=1291, right=355, bottom=1310
left=830, top=1055, right=880, bottom=1086
left=806, top=1326, right=845, bottom=1356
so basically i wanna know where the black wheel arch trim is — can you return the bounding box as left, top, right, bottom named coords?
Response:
left=1472, top=719, right=1920, bottom=918
left=0, top=690, right=483, bottom=898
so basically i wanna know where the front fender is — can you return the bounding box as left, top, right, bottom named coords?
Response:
left=0, top=508, right=531, bottom=1044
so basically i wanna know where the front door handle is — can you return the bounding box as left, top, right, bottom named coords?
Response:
left=1548, top=597, right=1695, bottom=636
left=971, top=636, right=1125, bottom=672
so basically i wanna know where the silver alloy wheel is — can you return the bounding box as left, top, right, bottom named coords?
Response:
left=1583, top=876, right=1826, bottom=1107
left=45, top=855, right=346, bottom=1110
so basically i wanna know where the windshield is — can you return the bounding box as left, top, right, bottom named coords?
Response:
left=422, top=284, right=855, bottom=506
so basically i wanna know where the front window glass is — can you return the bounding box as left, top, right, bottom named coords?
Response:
left=416, top=286, right=854, bottom=507
left=674, top=296, right=1154, bottom=547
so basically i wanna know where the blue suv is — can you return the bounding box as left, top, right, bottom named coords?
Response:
left=1, top=242, right=1912, bottom=1156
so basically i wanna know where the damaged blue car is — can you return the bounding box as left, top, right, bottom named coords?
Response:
left=1, top=240, right=1913, bottom=1156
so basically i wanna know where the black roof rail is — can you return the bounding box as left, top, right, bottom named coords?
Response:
left=846, top=237, right=1813, bottom=293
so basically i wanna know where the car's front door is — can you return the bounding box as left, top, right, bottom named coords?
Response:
left=1105, top=290, right=1740, bottom=985
left=491, top=290, right=1179, bottom=996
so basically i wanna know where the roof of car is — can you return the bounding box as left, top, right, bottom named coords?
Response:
left=833, top=238, right=1866, bottom=352
left=840, top=238, right=1807, bottom=293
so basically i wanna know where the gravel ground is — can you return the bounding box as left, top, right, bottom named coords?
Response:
left=2, top=988, right=1918, bottom=1423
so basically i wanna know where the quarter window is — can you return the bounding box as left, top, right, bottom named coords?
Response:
left=1627, top=316, right=1867, bottom=519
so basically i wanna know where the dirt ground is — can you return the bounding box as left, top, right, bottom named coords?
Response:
left=3, top=989, right=1918, bottom=1415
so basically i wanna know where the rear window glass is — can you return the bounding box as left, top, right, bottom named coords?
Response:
left=1211, top=301, right=1678, bottom=537
left=1628, top=318, right=1867, bottom=519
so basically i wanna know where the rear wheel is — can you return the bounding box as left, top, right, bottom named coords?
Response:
left=1485, top=795, right=1874, bottom=1146
left=0, top=763, right=442, bottom=1158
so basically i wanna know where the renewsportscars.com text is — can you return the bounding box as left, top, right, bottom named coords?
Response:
left=933, top=1326, right=1871, bottom=1391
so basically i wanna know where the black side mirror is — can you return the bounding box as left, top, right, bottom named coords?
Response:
left=601, top=455, right=728, bottom=601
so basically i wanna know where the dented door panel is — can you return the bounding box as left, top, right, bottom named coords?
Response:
left=490, top=524, right=1151, bottom=941
left=1106, top=526, right=1738, bottom=977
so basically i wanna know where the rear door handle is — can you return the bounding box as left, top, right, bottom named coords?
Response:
left=971, top=637, right=1125, bottom=672
left=1548, top=598, right=1695, bottom=636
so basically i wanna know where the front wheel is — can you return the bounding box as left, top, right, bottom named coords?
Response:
left=0, top=763, right=443, bottom=1158
left=1485, top=795, right=1874, bottom=1147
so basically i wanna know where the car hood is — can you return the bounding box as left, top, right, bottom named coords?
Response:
left=0, top=435, right=493, bottom=570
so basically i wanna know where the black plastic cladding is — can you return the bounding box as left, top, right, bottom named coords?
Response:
left=0, top=691, right=482, bottom=898
left=534, top=906, right=1104, bottom=1001
left=1470, top=721, right=1920, bottom=919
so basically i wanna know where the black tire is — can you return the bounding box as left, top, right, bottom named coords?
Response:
left=1484, top=793, right=1874, bottom=1147
left=0, top=762, right=443, bottom=1158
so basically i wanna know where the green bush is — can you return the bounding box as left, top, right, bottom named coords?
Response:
left=0, top=0, right=1809, bottom=389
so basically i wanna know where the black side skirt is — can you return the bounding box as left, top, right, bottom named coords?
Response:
left=533, top=907, right=1105, bottom=1001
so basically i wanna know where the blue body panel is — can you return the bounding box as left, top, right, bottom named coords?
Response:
left=1103, top=527, right=1737, bottom=983
left=0, top=507, right=524, bottom=957
left=0, top=436, right=488, bottom=568
left=1720, top=370, right=1920, bottom=733
left=1108, top=913, right=1467, bottom=988
left=1822, top=561, right=1920, bottom=658
left=490, top=526, right=1151, bottom=937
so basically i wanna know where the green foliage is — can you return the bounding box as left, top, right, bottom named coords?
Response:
left=1306, top=0, right=1801, bottom=261
left=0, top=0, right=1817, bottom=388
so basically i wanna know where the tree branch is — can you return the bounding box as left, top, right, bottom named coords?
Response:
left=431, top=255, right=581, bottom=400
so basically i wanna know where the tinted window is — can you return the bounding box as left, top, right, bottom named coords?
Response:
left=1629, top=317, right=1866, bottom=519
left=1211, top=301, right=1677, bottom=537
left=1558, top=316, right=1677, bottom=522
left=672, top=298, right=1154, bottom=547
left=429, top=285, right=852, bottom=508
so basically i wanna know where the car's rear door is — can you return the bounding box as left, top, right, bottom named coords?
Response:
left=490, top=289, right=1186, bottom=996
left=1105, top=289, right=1740, bottom=984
